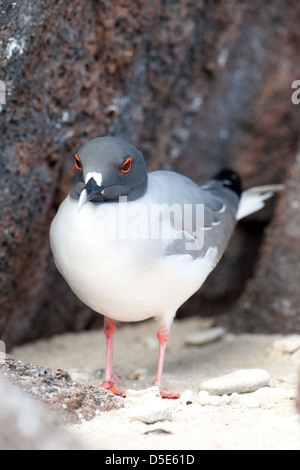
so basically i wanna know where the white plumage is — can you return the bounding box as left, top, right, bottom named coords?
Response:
left=50, top=136, right=283, bottom=398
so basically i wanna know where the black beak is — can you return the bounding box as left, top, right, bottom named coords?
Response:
left=78, top=177, right=106, bottom=212
left=85, top=177, right=106, bottom=202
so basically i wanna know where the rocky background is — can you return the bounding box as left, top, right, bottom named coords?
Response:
left=0, top=0, right=299, bottom=349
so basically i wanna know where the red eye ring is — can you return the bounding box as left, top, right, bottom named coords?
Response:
left=75, top=154, right=82, bottom=171
left=121, top=157, right=132, bottom=173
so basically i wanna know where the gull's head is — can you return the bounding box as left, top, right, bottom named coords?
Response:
left=68, top=136, right=148, bottom=212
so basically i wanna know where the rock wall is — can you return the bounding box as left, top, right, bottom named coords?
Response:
left=0, top=0, right=299, bottom=347
left=224, top=151, right=300, bottom=333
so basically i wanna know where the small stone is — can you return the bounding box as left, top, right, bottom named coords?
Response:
left=125, top=386, right=172, bottom=424
left=129, top=401, right=172, bottom=424
left=273, top=336, right=300, bottom=354
left=198, top=390, right=230, bottom=406
left=185, top=327, right=226, bottom=346
left=199, top=369, right=271, bottom=396
left=125, top=386, right=161, bottom=407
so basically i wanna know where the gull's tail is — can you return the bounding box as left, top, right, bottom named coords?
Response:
left=236, top=184, right=285, bottom=220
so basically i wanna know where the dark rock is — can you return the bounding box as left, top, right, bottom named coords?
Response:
left=0, top=0, right=299, bottom=346
left=0, top=373, right=82, bottom=450
left=222, top=152, right=300, bottom=333
left=0, top=355, right=124, bottom=425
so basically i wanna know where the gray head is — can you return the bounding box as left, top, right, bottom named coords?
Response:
left=69, top=136, right=148, bottom=210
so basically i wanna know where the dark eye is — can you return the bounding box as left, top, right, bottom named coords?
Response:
left=121, top=157, right=132, bottom=174
left=75, top=154, right=82, bottom=171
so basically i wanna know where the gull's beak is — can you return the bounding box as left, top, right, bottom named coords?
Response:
left=78, top=188, right=88, bottom=212
left=78, top=177, right=106, bottom=212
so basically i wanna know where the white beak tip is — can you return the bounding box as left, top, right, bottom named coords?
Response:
left=78, top=189, right=88, bottom=212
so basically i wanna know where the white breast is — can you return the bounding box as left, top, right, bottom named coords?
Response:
left=50, top=195, right=217, bottom=325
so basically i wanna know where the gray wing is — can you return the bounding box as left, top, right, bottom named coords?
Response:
left=147, top=171, right=239, bottom=263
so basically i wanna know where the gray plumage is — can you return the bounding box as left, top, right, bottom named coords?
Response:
left=49, top=136, right=283, bottom=397
left=50, top=135, right=281, bottom=327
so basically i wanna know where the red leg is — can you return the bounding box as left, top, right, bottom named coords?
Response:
left=95, top=317, right=125, bottom=397
left=153, top=323, right=180, bottom=399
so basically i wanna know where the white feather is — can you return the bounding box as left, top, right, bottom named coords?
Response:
left=86, top=171, right=103, bottom=186
left=236, top=184, right=284, bottom=220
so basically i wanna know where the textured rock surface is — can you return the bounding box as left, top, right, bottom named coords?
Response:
left=0, top=1, right=299, bottom=347
left=0, top=374, right=81, bottom=450
left=0, top=355, right=124, bottom=424
left=224, top=152, right=300, bottom=333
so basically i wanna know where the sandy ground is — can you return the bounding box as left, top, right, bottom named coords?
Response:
left=11, top=317, right=300, bottom=450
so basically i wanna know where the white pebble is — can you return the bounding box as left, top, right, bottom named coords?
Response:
left=125, top=386, right=172, bottom=424
left=199, top=369, right=271, bottom=396
left=185, top=327, right=226, bottom=346
left=198, top=390, right=230, bottom=406
left=129, top=401, right=172, bottom=424
left=125, top=386, right=161, bottom=406
left=273, top=336, right=300, bottom=354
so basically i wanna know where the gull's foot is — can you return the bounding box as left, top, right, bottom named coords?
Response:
left=95, top=380, right=126, bottom=398
left=159, top=389, right=181, bottom=400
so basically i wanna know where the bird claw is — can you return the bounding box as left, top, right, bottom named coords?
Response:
left=95, top=380, right=126, bottom=398
left=159, top=389, right=181, bottom=400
